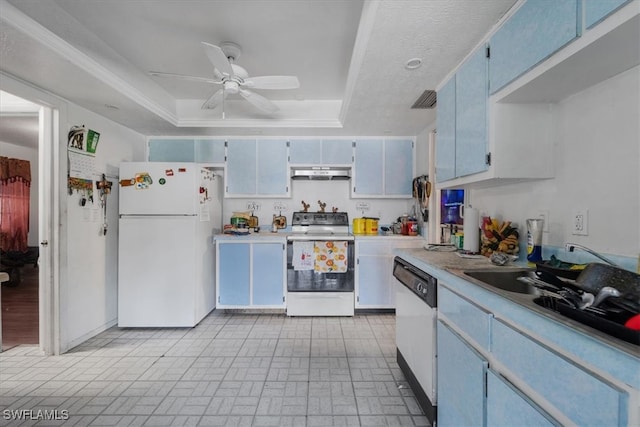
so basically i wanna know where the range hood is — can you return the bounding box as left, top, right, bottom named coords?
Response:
left=291, top=166, right=352, bottom=180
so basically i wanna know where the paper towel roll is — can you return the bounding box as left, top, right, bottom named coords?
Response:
left=463, top=207, right=480, bottom=253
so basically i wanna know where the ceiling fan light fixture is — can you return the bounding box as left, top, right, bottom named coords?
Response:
left=224, top=81, right=240, bottom=94
left=405, top=58, right=422, bottom=70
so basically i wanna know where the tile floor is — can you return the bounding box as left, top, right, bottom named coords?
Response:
left=0, top=312, right=430, bottom=426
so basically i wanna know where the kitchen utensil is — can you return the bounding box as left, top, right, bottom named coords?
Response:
left=273, top=212, right=287, bottom=229
left=592, top=286, right=622, bottom=308
left=576, top=263, right=640, bottom=305
left=625, top=314, right=640, bottom=331
left=535, top=256, right=584, bottom=280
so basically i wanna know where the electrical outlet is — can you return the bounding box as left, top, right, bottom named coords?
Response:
left=571, top=209, right=589, bottom=236
left=536, top=210, right=549, bottom=233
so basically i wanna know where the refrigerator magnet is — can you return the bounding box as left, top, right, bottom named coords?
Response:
left=165, top=169, right=174, bottom=176
left=159, top=178, right=166, bottom=185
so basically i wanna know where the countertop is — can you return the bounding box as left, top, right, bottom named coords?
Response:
left=214, top=232, right=423, bottom=241
left=394, top=248, right=640, bottom=359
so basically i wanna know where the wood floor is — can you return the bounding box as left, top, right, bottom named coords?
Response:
left=1, top=264, right=39, bottom=351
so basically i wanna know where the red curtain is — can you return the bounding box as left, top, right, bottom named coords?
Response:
left=0, top=157, right=31, bottom=252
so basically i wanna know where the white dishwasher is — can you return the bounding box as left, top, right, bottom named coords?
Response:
left=394, top=256, right=437, bottom=425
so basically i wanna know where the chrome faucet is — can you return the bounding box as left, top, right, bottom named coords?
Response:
left=565, top=243, right=620, bottom=267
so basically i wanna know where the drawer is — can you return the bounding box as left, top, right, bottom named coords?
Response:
left=492, top=319, right=628, bottom=426
left=438, top=284, right=492, bottom=351
left=356, top=241, right=389, bottom=256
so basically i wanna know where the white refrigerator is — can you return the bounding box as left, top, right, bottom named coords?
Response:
left=118, top=162, right=222, bottom=327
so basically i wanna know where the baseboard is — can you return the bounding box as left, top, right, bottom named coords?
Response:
left=63, top=318, right=118, bottom=353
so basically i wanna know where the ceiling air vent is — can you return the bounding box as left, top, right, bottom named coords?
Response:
left=411, top=90, right=437, bottom=109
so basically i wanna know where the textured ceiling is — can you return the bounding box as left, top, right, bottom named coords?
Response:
left=0, top=0, right=517, bottom=138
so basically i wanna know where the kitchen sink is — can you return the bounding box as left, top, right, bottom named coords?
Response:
left=464, top=269, right=540, bottom=295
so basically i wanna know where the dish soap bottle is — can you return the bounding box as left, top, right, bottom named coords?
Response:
left=526, top=218, right=543, bottom=264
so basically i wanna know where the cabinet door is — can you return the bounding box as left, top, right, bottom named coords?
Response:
left=585, top=0, right=629, bottom=28
left=252, top=243, right=285, bottom=306
left=257, top=139, right=288, bottom=195
left=489, top=0, right=579, bottom=94
left=384, top=139, right=413, bottom=196
left=437, top=321, right=488, bottom=427
left=353, top=139, right=384, bottom=195
left=289, top=139, right=322, bottom=164
left=455, top=46, right=489, bottom=178
left=226, top=139, right=257, bottom=195
left=218, top=243, right=250, bottom=306
left=322, top=139, right=353, bottom=164
left=487, top=370, right=557, bottom=427
left=356, top=255, right=391, bottom=307
left=149, top=139, right=195, bottom=162
left=196, top=139, right=225, bottom=164
left=436, top=78, right=456, bottom=183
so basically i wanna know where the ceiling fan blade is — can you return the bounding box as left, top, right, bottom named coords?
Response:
left=149, top=71, right=221, bottom=84
left=201, top=42, right=234, bottom=77
left=239, top=89, right=279, bottom=113
left=243, top=76, right=300, bottom=90
left=201, top=88, right=226, bottom=110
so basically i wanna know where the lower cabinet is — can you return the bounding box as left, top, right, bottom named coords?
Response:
left=437, top=321, right=488, bottom=427
left=486, top=370, right=556, bottom=427
left=437, top=282, right=629, bottom=427
left=355, top=238, right=423, bottom=308
left=216, top=241, right=286, bottom=308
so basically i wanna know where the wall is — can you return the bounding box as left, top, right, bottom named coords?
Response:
left=60, top=103, right=145, bottom=351
left=470, top=66, right=639, bottom=268
left=0, top=141, right=39, bottom=247
left=223, top=180, right=417, bottom=231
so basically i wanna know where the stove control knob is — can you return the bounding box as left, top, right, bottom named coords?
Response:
left=416, top=283, right=423, bottom=293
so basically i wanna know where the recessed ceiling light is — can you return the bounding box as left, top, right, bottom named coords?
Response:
left=405, top=58, right=422, bottom=70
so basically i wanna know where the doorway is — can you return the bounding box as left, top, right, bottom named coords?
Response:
left=0, top=88, right=56, bottom=354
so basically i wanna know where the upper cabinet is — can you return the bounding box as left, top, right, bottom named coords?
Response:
left=436, top=45, right=489, bottom=184
left=585, top=0, right=631, bottom=28
left=489, top=0, right=580, bottom=94
left=148, top=138, right=225, bottom=164
left=289, top=139, right=353, bottom=165
left=353, top=138, right=414, bottom=198
left=225, top=139, right=289, bottom=197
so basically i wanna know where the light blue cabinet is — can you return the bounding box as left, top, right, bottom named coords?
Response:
left=322, top=139, right=353, bottom=164
left=384, top=139, right=413, bottom=195
left=226, top=139, right=256, bottom=195
left=216, top=240, right=285, bottom=308
left=455, top=46, right=489, bottom=178
left=486, top=370, right=557, bottom=427
left=218, top=242, right=250, bottom=306
left=354, top=139, right=384, bottom=195
left=436, top=77, right=456, bottom=183
left=289, top=139, right=322, bottom=164
left=585, top=0, right=630, bottom=28
left=149, top=138, right=225, bottom=163
left=257, top=139, right=288, bottom=195
left=437, top=321, right=488, bottom=427
left=290, top=139, right=353, bottom=165
left=436, top=44, right=488, bottom=184
left=226, top=139, right=288, bottom=197
left=492, top=319, right=628, bottom=426
left=196, top=139, right=225, bottom=164
left=489, top=0, right=580, bottom=94
left=149, top=139, right=196, bottom=162
left=252, top=243, right=285, bottom=306
left=354, top=139, right=414, bottom=197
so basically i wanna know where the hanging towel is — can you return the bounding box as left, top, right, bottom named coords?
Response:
left=314, top=241, right=348, bottom=273
left=292, top=241, right=315, bottom=270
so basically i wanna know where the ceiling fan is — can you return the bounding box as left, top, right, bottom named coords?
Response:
left=149, top=41, right=300, bottom=118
